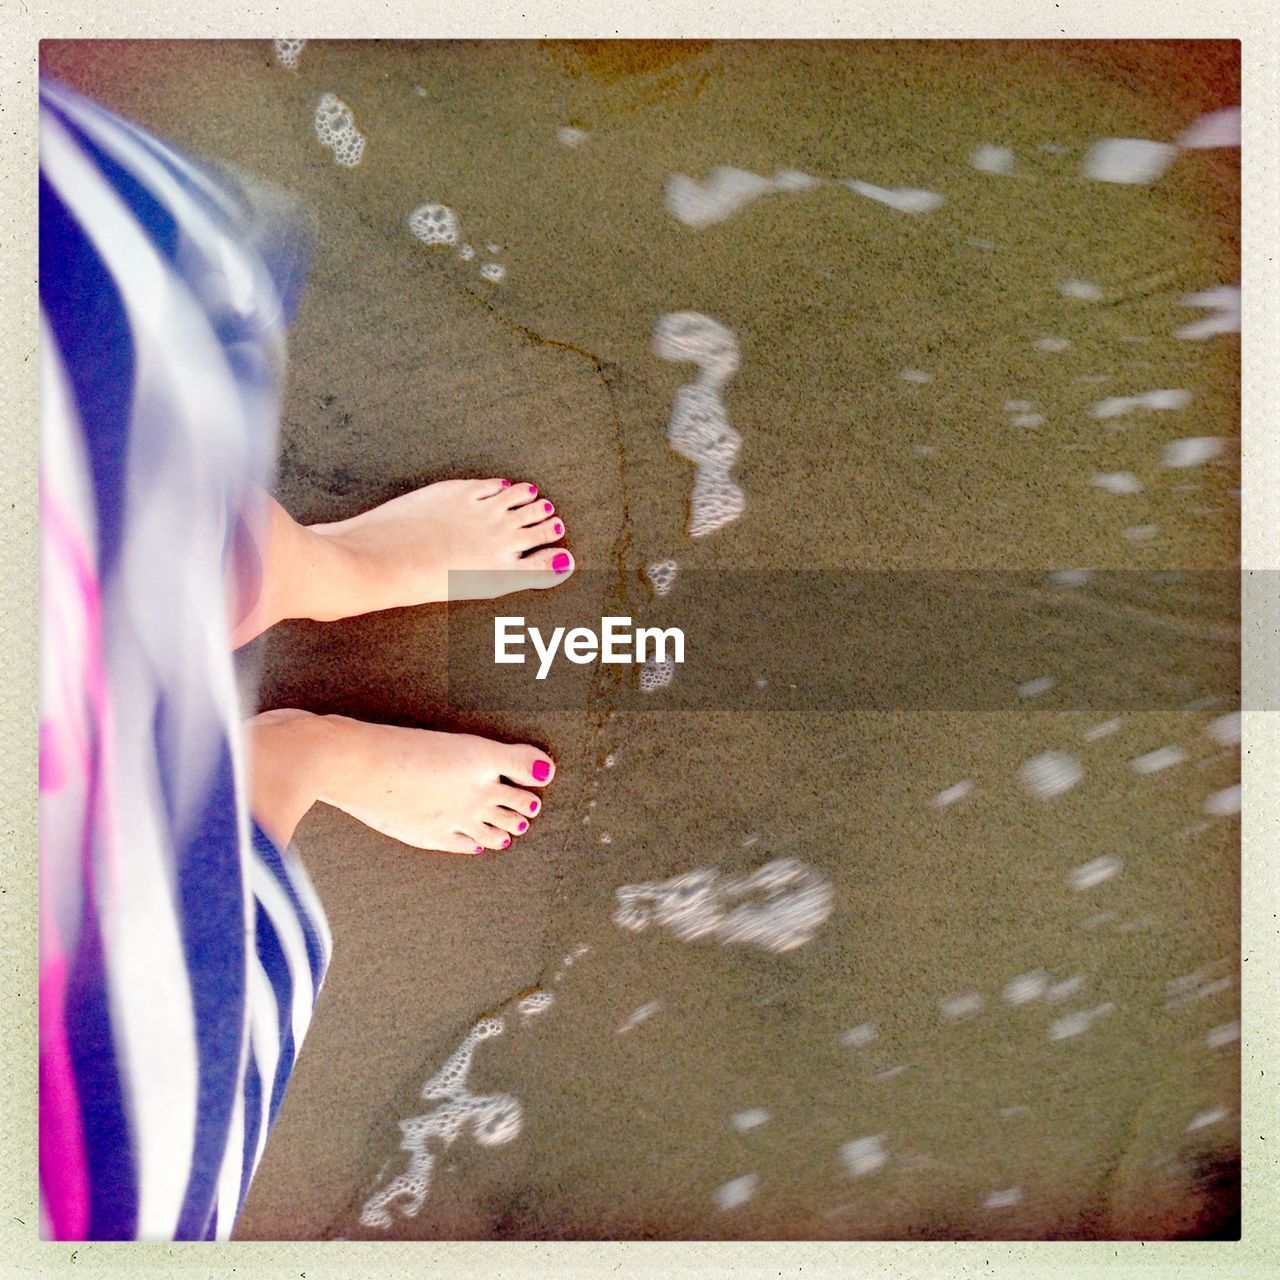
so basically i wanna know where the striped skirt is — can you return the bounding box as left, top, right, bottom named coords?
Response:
left=39, top=78, right=332, bottom=1241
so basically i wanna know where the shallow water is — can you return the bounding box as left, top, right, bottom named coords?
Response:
left=42, top=38, right=1241, bottom=1239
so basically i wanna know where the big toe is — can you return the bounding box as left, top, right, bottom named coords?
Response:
left=520, top=547, right=575, bottom=585
left=505, top=746, right=556, bottom=788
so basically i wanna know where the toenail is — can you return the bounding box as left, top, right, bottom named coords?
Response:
left=500, top=479, right=511, bottom=487
left=552, top=552, right=571, bottom=574
left=517, top=820, right=527, bottom=832
left=529, top=799, right=540, bottom=814
left=502, top=838, right=511, bottom=849
left=528, top=484, right=538, bottom=496
left=554, top=522, right=563, bottom=536
left=532, top=759, right=551, bottom=782
left=474, top=846, right=484, bottom=854
left=544, top=501, right=553, bottom=513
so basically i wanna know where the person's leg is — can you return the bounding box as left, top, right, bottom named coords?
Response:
left=229, top=479, right=575, bottom=648
left=246, top=709, right=555, bottom=854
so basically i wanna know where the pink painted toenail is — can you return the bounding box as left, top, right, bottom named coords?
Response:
left=474, top=846, right=484, bottom=854
left=552, top=552, right=571, bottom=574
left=529, top=799, right=540, bottom=814
left=528, top=484, right=538, bottom=496
left=502, top=838, right=511, bottom=849
left=517, top=820, right=527, bottom=832
left=500, top=479, right=511, bottom=487
left=554, top=522, right=563, bottom=536
left=532, top=759, right=551, bottom=782
left=544, top=502, right=553, bottom=513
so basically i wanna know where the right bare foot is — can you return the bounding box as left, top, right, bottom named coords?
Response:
left=247, top=710, right=556, bottom=853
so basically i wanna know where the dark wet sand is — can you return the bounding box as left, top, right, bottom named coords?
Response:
left=41, top=39, right=1240, bottom=1239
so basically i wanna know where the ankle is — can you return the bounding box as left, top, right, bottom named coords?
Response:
left=246, top=709, right=353, bottom=846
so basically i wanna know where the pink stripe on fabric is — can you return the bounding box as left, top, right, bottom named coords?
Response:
left=38, top=954, right=90, bottom=1240
left=39, top=721, right=68, bottom=793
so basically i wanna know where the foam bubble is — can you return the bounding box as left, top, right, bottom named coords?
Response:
left=1175, top=286, right=1240, bottom=341
left=1049, top=1003, right=1114, bottom=1041
left=930, top=779, right=974, bottom=809
left=1206, top=1020, right=1240, bottom=1048
left=1069, top=854, right=1122, bottom=890
left=314, top=93, right=366, bottom=167
left=614, top=857, right=833, bottom=955
left=842, top=179, right=946, bottom=213
left=1060, top=279, right=1103, bottom=301
left=940, top=992, right=984, bottom=1021
left=1019, top=751, right=1083, bottom=799
left=639, top=658, right=675, bottom=691
left=457, top=243, right=476, bottom=261
left=1207, top=711, right=1241, bottom=746
left=1187, top=1106, right=1229, bottom=1132
left=645, top=559, right=679, bottom=597
left=360, top=1016, right=521, bottom=1229
left=518, top=990, right=555, bottom=1020
left=616, top=1000, right=663, bottom=1035
left=1131, top=745, right=1186, bottom=774
left=1004, top=971, right=1050, bottom=1005
left=841, top=1022, right=878, bottom=1048
left=666, top=167, right=777, bottom=229
left=714, top=1173, right=759, bottom=1211
left=1082, top=138, right=1177, bottom=185
left=654, top=313, right=746, bottom=538
left=731, top=1108, right=771, bottom=1132
left=479, top=262, right=507, bottom=284
left=1092, top=472, right=1144, bottom=495
left=971, top=144, right=1015, bottom=174
left=1163, top=437, right=1225, bottom=468
left=984, top=1187, right=1023, bottom=1209
left=273, top=39, right=306, bottom=69
left=1176, top=106, right=1241, bottom=149
left=408, top=202, right=459, bottom=247
left=840, top=1135, right=887, bottom=1177
left=1204, top=784, right=1240, bottom=817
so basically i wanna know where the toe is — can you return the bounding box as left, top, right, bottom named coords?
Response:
left=486, top=806, right=523, bottom=838
left=503, top=748, right=556, bottom=788
left=513, top=498, right=555, bottom=527
left=477, top=478, right=514, bottom=499
left=506, top=482, right=541, bottom=511
left=444, top=831, right=484, bottom=856
left=479, top=823, right=510, bottom=851
left=498, top=784, right=544, bottom=818
left=517, top=516, right=566, bottom=553
left=519, top=546, right=575, bottom=583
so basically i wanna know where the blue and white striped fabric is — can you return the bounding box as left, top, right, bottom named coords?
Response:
left=39, top=78, right=331, bottom=1241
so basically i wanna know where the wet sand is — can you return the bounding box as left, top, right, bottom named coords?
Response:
left=40, top=39, right=1240, bottom=1239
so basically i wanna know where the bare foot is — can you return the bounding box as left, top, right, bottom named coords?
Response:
left=310, top=478, right=574, bottom=617
left=247, top=710, right=555, bottom=853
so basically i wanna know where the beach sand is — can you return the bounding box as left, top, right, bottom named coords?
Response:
left=41, top=39, right=1240, bottom=1239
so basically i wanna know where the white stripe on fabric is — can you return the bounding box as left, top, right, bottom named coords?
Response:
left=244, top=952, right=283, bottom=1180
left=213, top=1080, right=247, bottom=1242
left=249, top=856, right=318, bottom=1052
left=275, top=844, right=335, bottom=972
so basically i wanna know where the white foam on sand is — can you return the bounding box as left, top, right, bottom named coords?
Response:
left=840, top=1135, right=888, bottom=1177
left=556, top=125, right=590, bottom=147
left=1082, top=138, right=1178, bottom=185
left=1059, top=279, right=1104, bottom=301
left=408, top=203, right=459, bottom=247
left=639, top=657, right=675, bottom=691
left=517, top=991, right=555, bottom=1020
left=1092, top=472, right=1144, bottom=495
left=1019, top=751, right=1083, bottom=799
left=273, top=39, right=306, bottom=69
left=984, top=1187, right=1023, bottom=1209
left=1069, top=854, right=1122, bottom=890
left=731, top=1108, right=771, bottom=1132
left=645, top=559, right=679, bottom=597
left=940, top=992, right=984, bottom=1021
left=1206, top=1020, right=1240, bottom=1049
left=666, top=166, right=823, bottom=229
left=842, top=179, right=946, bottom=214
left=1004, top=970, right=1050, bottom=1005
left=931, top=780, right=974, bottom=809
left=1175, top=286, right=1240, bottom=341
left=714, top=1173, right=759, bottom=1211
left=360, top=1016, right=521, bottom=1229
left=1176, top=106, right=1241, bottom=149
left=613, top=858, right=833, bottom=955
left=841, top=1022, right=879, bottom=1048
left=1163, top=437, right=1225, bottom=468
left=314, top=94, right=366, bottom=167
left=653, top=312, right=746, bottom=538
left=1207, top=711, right=1241, bottom=746
left=1131, top=745, right=1187, bottom=774
left=1205, top=784, right=1241, bottom=817
left=1090, top=389, right=1192, bottom=420
left=971, top=144, right=1015, bottom=174
left=616, top=1000, right=663, bottom=1035
left=1049, top=1003, right=1114, bottom=1042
